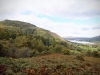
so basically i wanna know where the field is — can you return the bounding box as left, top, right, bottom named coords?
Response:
left=0, top=54, right=100, bottom=75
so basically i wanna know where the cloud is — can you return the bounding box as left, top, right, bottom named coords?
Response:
left=0, top=0, right=100, bottom=19
left=92, top=25, right=100, bottom=30
left=0, top=0, right=100, bottom=37
left=82, top=28, right=88, bottom=31
left=0, top=12, right=99, bottom=37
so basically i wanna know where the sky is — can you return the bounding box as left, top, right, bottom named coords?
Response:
left=0, top=0, right=100, bottom=37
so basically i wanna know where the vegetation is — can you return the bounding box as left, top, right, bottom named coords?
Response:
left=0, top=54, right=100, bottom=75
left=0, top=20, right=100, bottom=75
left=0, top=20, right=71, bottom=57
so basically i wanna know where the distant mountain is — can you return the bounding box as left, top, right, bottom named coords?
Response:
left=64, top=37, right=89, bottom=41
left=90, top=35, right=100, bottom=42
left=65, top=35, right=100, bottom=42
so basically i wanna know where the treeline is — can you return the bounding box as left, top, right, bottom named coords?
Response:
left=0, top=28, right=71, bottom=58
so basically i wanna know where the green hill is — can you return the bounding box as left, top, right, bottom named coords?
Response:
left=0, top=20, right=70, bottom=57
left=0, top=20, right=65, bottom=41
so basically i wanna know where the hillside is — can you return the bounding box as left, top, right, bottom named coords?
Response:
left=0, top=20, right=70, bottom=57
left=0, top=20, right=65, bottom=41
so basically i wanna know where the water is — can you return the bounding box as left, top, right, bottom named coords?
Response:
left=68, top=40, right=94, bottom=44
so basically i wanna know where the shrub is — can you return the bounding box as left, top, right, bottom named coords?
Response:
left=54, top=45, right=62, bottom=53
left=62, top=49, right=70, bottom=55
left=76, top=55, right=84, bottom=61
left=16, top=47, right=31, bottom=58
left=86, top=50, right=100, bottom=58
left=91, top=51, right=100, bottom=57
left=77, top=47, right=82, bottom=52
left=86, top=50, right=92, bottom=56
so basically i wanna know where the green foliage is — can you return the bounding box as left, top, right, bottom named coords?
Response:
left=54, top=44, right=63, bottom=53
left=37, top=40, right=45, bottom=53
left=61, top=48, right=70, bottom=55
left=15, top=35, right=29, bottom=47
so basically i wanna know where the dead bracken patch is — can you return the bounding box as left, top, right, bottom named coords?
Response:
left=0, top=54, right=100, bottom=75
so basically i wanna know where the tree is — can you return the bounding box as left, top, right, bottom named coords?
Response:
left=30, top=38, right=37, bottom=49
left=15, top=35, right=29, bottom=47
left=37, top=40, right=45, bottom=53
left=54, top=44, right=63, bottom=53
left=0, top=29, right=9, bottom=40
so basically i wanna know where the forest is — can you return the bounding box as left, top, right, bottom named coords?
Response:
left=0, top=20, right=71, bottom=57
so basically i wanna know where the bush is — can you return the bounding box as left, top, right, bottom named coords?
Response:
left=76, top=55, right=84, bottom=61
left=16, top=47, right=31, bottom=58
left=86, top=50, right=92, bottom=56
left=62, top=49, right=70, bottom=55
left=77, top=47, right=82, bottom=52
left=92, top=51, right=100, bottom=57
left=86, top=50, right=100, bottom=58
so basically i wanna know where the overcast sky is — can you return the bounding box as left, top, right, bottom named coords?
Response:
left=0, top=0, right=100, bottom=37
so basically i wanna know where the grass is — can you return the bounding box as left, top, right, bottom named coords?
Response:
left=0, top=54, right=100, bottom=75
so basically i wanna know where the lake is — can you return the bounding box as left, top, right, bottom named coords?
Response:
left=68, top=40, right=94, bottom=44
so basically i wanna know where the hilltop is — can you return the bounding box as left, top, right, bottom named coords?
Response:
left=0, top=20, right=65, bottom=41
